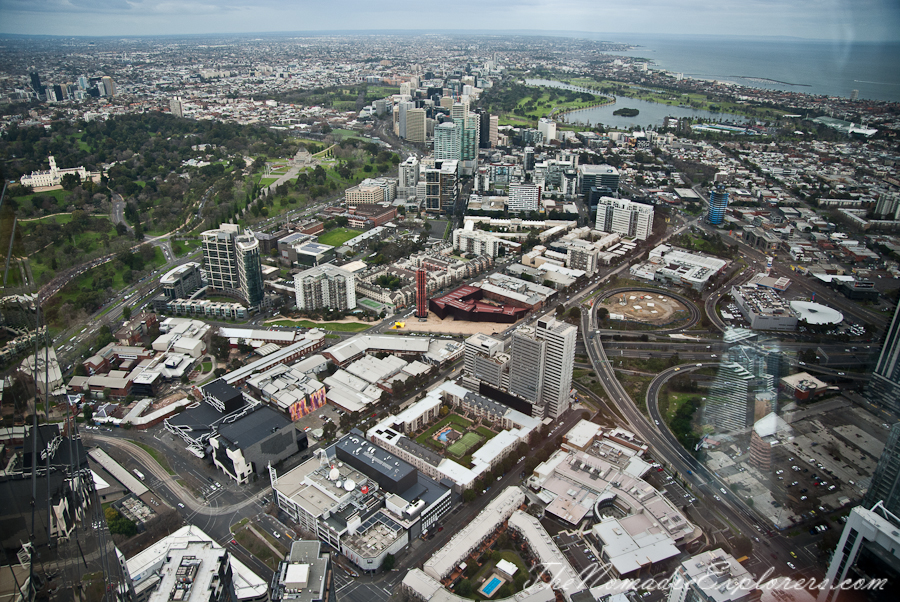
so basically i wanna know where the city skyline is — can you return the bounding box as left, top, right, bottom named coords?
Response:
left=1, top=0, right=899, bottom=42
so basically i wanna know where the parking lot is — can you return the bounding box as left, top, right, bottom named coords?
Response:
left=701, top=395, right=888, bottom=529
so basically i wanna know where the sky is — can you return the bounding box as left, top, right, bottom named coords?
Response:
left=1, top=0, right=899, bottom=42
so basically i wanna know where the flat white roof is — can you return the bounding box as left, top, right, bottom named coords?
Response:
left=424, top=486, right=525, bottom=580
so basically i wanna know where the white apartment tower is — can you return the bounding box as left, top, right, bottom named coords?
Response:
left=595, top=197, right=655, bottom=240
left=399, top=156, right=421, bottom=199
left=818, top=501, right=900, bottom=602
left=508, top=314, right=577, bottom=419
left=508, top=184, right=541, bottom=214
left=537, top=118, right=556, bottom=142
left=293, top=265, right=356, bottom=311
left=170, top=96, right=184, bottom=118
left=434, top=122, right=461, bottom=161
left=509, top=331, right=545, bottom=409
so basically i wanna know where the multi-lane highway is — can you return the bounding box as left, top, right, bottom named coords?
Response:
left=580, top=301, right=820, bottom=578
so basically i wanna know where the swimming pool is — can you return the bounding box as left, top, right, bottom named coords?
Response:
left=482, top=577, right=502, bottom=596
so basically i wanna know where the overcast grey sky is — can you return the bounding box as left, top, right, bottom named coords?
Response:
left=1, top=0, right=898, bottom=41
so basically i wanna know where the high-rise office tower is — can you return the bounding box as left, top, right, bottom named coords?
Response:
left=851, top=89, right=859, bottom=101
left=170, top=96, right=184, bottom=118
left=524, top=147, right=535, bottom=172
left=416, top=268, right=427, bottom=318
left=30, top=71, right=45, bottom=98
left=398, top=100, right=415, bottom=139
left=707, top=183, right=729, bottom=225
left=405, top=108, right=426, bottom=143
left=201, top=224, right=264, bottom=308
left=461, top=114, right=480, bottom=161
left=863, top=423, right=900, bottom=516
left=478, top=111, right=491, bottom=148
left=235, top=231, right=264, bottom=308
left=399, top=155, right=420, bottom=198
left=489, top=115, right=498, bottom=147
left=578, top=164, right=620, bottom=201
left=101, top=76, right=115, bottom=97
left=867, top=304, right=900, bottom=415
left=534, top=315, right=577, bottom=418
left=509, top=331, right=545, bottom=409
left=818, top=501, right=900, bottom=602
left=434, top=122, right=461, bottom=161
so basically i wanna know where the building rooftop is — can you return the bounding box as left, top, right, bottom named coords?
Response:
left=216, top=405, right=292, bottom=449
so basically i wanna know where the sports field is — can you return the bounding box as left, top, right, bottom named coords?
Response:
left=448, top=432, right=483, bottom=457
left=318, top=228, right=363, bottom=246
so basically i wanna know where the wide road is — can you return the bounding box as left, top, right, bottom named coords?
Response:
left=644, top=364, right=823, bottom=577
left=580, top=308, right=817, bottom=579
left=85, top=432, right=275, bottom=580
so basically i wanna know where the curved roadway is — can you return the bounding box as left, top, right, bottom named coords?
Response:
left=582, top=293, right=816, bottom=577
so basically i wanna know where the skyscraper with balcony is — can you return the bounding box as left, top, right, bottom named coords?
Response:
left=508, top=314, right=577, bottom=419
left=509, top=331, right=545, bottom=409
left=534, top=315, right=577, bottom=418
left=434, top=122, right=461, bottom=161
left=201, top=224, right=264, bottom=308
left=707, top=183, right=729, bottom=225
left=867, top=303, right=900, bottom=415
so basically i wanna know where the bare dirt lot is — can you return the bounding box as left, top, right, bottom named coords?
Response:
left=601, top=290, right=689, bottom=325
left=387, top=311, right=522, bottom=336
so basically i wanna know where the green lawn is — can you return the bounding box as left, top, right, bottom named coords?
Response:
left=416, top=414, right=474, bottom=450
left=233, top=529, right=280, bottom=571
left=201, top=362, right=212, bottom=372
left=17, top=189, right=73, bottom=210
left=172, top=239, right=201, bottom=257
left=268, top=319, right=370, bottom=332
left=318, top=228, right=363, bottom=247
left=475, top=426, right=497, bottom=440
left=258, top=177, right=279, bottom=187
left=448, top=432, right=484, bottom=457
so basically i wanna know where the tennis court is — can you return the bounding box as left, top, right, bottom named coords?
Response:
left=447, top=432, right=483, bottom=457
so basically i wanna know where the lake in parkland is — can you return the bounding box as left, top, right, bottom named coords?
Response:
left=525, top=78, right=750, bottom=129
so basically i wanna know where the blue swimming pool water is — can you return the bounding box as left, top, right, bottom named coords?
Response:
left=438, top=431, right=449, bottom=442
left=482, top=577, right=502, bottom=596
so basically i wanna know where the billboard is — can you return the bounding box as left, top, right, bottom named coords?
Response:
left=288, top=386, right=327, bottom=421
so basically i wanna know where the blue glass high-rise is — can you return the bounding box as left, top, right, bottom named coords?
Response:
left=707, top=183, right=729, bottom=224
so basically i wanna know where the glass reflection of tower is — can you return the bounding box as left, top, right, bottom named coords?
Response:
left=702, top=328, right=782, bottom=436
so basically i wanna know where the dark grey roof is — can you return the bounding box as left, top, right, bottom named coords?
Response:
left=463, top=391, right=509, bottom=416
left=166, top=401, right=228, bottom=431
left=202, top=379, right=242, bottom=404
left=396, top=436, right=443, bottom=467
left=336, top=433, right=415, bottom=484
left=217, top=405, right=291, bottom=448
left=399, top=472, right=449, bottom=506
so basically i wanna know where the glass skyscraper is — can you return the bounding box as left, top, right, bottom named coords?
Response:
left=868, top=303, right=900, bottom=415
left=707, top=183, right=729, bottom=225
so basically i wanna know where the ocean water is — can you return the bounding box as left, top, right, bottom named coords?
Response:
left=583, top=34, right=900, bottom=103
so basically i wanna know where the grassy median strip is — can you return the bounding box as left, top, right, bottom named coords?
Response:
left=131, top=441, right=176, bottom=475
